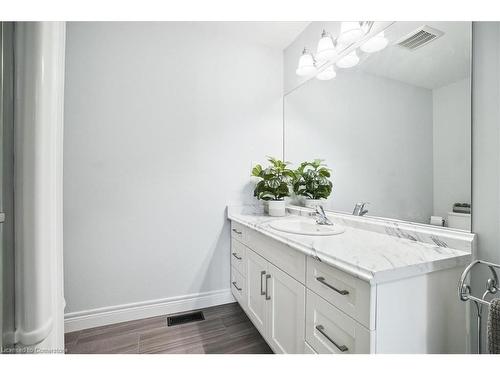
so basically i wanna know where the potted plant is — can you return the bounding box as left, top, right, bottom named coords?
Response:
left=293, top=159, right=333, bottom=208
left=251, top=157, right=294, bottom=216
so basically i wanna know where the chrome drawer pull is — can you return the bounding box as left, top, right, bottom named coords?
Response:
left=265, top=274, right=271, bottom=300
left=316, top=276, right=349, bottom=295
left=232, top=252, right=242, bottom=260
left=260, top=271, right=266, bottom=295
left=232, top=228, right=242, bottom=235
left=315, top=325, right=348, bottom=352
left=232, top=281, right=242, bottom=291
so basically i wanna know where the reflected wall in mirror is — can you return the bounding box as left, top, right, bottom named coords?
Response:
left=284, top=21, right=471, bottom=230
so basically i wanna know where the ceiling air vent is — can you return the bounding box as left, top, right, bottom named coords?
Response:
left=396, top=25, right=444, bottom=51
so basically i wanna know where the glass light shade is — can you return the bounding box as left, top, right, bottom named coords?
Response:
left=336, top=50, right=359, bottom=69
left=316, top=65, right=336, bottom=81
left=316, top=32, right=337, bottom=62
left=360, top=31, right=388, bottom=53
left=296, top=50, right=317, bottom=76
left=338, top=21, right=363, bottom=45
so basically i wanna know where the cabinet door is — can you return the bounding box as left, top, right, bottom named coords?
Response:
left=246, top=248, right=268, bottom=335
left=266, top=263, right=306, bottom=354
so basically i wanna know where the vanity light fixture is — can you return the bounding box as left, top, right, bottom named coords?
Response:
left=295, top=22, right=387, bottom=77
left=296, top=48, right=318, bottom=76
left=360, top=31, right=389, bottom=53
left=316, top=65, right=336, bottom=81
left=316, top=30, right=337, bottom=62
left=336, top=50, right=359, bottom=69
left=337, top=21, right=364, bottom=45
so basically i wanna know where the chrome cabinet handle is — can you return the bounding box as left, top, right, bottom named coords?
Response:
left=315, top=325, right=348, bottom=352
left=232, top=281, right=242, bottom=291
left=316, top=277, right=349, bottom=296
left=265, top=274, right=271, bottom=300
left=260, top=271, right=266, bottom=295
left=232, top=252, right=242, bottom=260
left=232, top=228, right=242, bottom=235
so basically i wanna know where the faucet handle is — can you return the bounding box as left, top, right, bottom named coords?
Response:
left=360, top=202, right=369, bottom=216
left=353, top=202, right=370, bottom=216
left=315, top=205, right=333, bottom=225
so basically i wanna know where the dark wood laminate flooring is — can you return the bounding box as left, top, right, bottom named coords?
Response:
left=65, top=302, right=273, bottom=354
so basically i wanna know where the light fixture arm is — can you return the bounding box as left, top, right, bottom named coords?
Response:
left=320, top=30, right=337, bottom=47
left=302, top=47, right=317, bottom=63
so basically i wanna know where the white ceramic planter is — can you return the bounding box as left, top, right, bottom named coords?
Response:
left=305, top=199, right=322, bottom=208
left=268, top=200, right=286, bottom=217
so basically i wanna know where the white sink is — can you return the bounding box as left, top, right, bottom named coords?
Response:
left=269, top=218, right=345, bottom=236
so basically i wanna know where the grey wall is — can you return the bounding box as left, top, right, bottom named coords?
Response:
left=284, top=70, right=434, bottom=223
left=432, top=78, right=471, bottom=220
left=63, top=22, right=283, bottom=314
left=471, top=22, right=500, bottom=353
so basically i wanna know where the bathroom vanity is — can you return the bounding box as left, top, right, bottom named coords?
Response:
left=228, top=205, right=475, bottom=354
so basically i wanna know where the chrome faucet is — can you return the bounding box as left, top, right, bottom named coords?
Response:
left=352, top=202, right=369, bottom=216
left=315, top=205, right=333, bottom=225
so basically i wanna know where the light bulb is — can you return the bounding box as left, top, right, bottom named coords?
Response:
left=316, top=65, right=336, bottom=81
left=296, top=48, right=317, bottom=76
left=316, top=30, right=337, bottom=62
left=336, top=50, right=359, bottom=69
left=338, top=21, right=363, bottom=45
left=360, top=31, right=388, bottom=53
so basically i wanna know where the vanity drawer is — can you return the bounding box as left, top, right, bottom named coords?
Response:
left=306, top=257, right=370, bottom=328
left=306, top=290, right=370, bottom=354
left=231, top=266, right=246, bottom=308
left=231, top=221, right=247, bottom=244
left=231, top=239, right=247, bottom=276
left=250, top=229, right=306, bottom=284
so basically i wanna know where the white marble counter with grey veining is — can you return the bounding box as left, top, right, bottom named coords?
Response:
left=227, top=204, right=475, bottom=284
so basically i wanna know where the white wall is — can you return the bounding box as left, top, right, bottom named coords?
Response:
left=432, top=78, right=471, bottom=220
left=63, top=22, right=283, bottom=315
left=471, top=22, right=500, bottom=353
left=285, top=70, right=434, bottom=223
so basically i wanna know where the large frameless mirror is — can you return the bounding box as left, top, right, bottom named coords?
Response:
left=284, top=21, right=472, bottom=231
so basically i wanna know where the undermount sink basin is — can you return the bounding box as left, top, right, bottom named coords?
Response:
left=269, top=218, right=345, bottom=236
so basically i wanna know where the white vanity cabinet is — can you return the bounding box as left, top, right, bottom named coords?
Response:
left=231, top=221, right=365, bottom=354
left=236, top=236, right=306, bottom=354
left=305, top=289, right=370, bottom=354
left=245, top=248, right=267, bottom=334
left=266, top=262, right=306, bottom=353
left=230, top=220, right=467, bottom=354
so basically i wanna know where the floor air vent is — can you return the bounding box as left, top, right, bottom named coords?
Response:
left=397, top=25, right=444, bottom=51
left=167, top=311, right=205, bottom=326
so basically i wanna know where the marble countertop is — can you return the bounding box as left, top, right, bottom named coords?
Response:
left=227, top=205, right=473, bottom=284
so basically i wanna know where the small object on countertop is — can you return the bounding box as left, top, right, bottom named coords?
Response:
left=488, top=298, right=500, bottom=354
left=430, top=216, right=444, bottom=226
left=447, top=212, right=471, bottom=231
left=453, top=203, right=471, bottom=214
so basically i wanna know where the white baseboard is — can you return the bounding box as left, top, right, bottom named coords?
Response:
left=64, top=289, right=235, bottom=333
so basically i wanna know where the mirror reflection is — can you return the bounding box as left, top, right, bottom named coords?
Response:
left=284, top=21, right=471, bottom=230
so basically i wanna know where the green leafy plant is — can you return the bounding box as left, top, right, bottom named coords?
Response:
left=293, top=159, right=333, bottom=200
left=251, top=157, right=295, bottom=201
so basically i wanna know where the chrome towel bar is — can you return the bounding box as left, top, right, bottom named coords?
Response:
left=458, top=260, right=499, bottom=306
left=458, top=259, right=500, bottom=353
